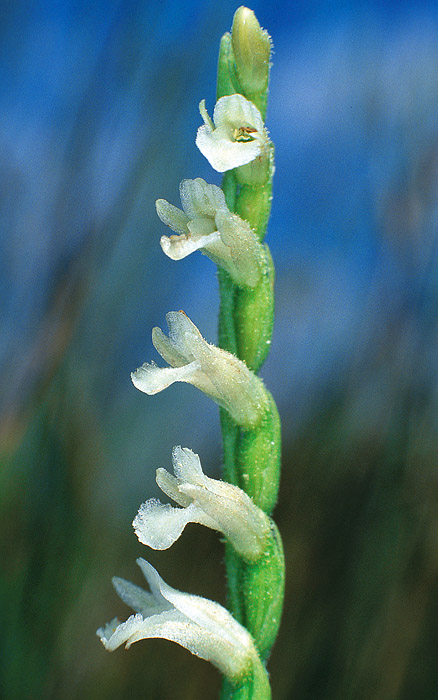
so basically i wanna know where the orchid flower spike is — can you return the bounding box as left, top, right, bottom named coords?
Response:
left=97, top=558, right=258, bottom=682
left=156, top=178, right=264, bottom=288
left=196, top=94, right=269, bottom=172
left=133, top=446, right=271, bottom=560
left=131, top=311, right=269, bottom=428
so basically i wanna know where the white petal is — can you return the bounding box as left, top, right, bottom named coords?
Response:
left=155, top=468, right=193, bottom=506
left=131, top=361, right=201, bottom=394
left=171, top=445, right=206, bottom=485
left=150, top=312, right=213, bottom=375
left=112, top=576, right=169, bottom=616
left=187, top=217, right=218, bottom=237
left=196, top=124, right=262, bottom=172
left=199, top=99, right=214, bottom=130
left=98, top=609, right=188, bottom=651
left=151, top=326, right=189, bottom=366
left=179, top=178, right=226, bottom=218
left=213, top=94, right=264, bottom=132
left=163, top=311, right=206, bottom=359
left=97, top=617, right=122, bottom=648
left=124, top=610, right=203, bottom=651
left=160, top=230, right=221, bottom=260
left=133, top=500, right=211, bottom=549
left=97, top=612, right=143, bottom=651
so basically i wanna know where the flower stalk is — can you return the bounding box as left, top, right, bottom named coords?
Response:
left=214, top=8, right=285, bottom=689
left=98, top=8, right=283, bottom=700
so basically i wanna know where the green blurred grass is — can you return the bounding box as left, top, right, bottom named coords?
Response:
left=2, top=353, right=438, bottom=699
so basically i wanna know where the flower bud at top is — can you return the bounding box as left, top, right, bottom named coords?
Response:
left=231, top=7, right=271, bottom=95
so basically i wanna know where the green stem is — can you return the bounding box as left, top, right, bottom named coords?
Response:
left=216, top=10, right=285, bottom=700
left=220, top=654, right=272, bottom=700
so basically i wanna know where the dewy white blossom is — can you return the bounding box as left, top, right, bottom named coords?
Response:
left=97, top=558, right=257, bottom=678
left=196, top=94, right=269, bottom=172
left=131, top=311, right=268, bottom=428
left=133, top=446, right=270, bottom=560
left=97, top=559, right=257, bottom=681
left=156, top=178, right=263, bottom=288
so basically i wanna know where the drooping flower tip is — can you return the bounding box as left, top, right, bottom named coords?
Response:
left=133, top=445, right=270, bottom=560
left=196, top=95, right=268, bottom=172
left=97, top=558, right=257, bottom=681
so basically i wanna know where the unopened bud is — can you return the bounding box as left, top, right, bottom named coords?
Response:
left=231, top=6, right=271, bottom=95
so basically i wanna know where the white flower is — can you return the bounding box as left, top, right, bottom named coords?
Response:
left=97, top=558, right=257, bottom=681
left=131, top=311, right=268, bottom=428
left=133, top=446, right=270, bottom=560
left=196, top=95, right=269, bottom=172
left=156, top=178, right=263, bottom=288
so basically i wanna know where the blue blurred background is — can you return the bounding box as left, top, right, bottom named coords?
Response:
left=2, top=1, right=438, bottom=698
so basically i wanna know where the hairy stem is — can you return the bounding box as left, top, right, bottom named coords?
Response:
left=216, top=9, right=285, bottom=699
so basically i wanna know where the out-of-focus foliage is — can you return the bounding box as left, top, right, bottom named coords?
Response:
left=1, top=1, right=438, bottom=699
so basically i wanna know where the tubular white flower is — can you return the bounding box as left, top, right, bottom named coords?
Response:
left=133, top=446, right=270, bottom=560
left=196, top=95, right=269, bottom=172
left=157, top=178, right=263, bottom=288
left=97, top=558, right=257, bottom=681
left=131, top=311, right=269, bottom=428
